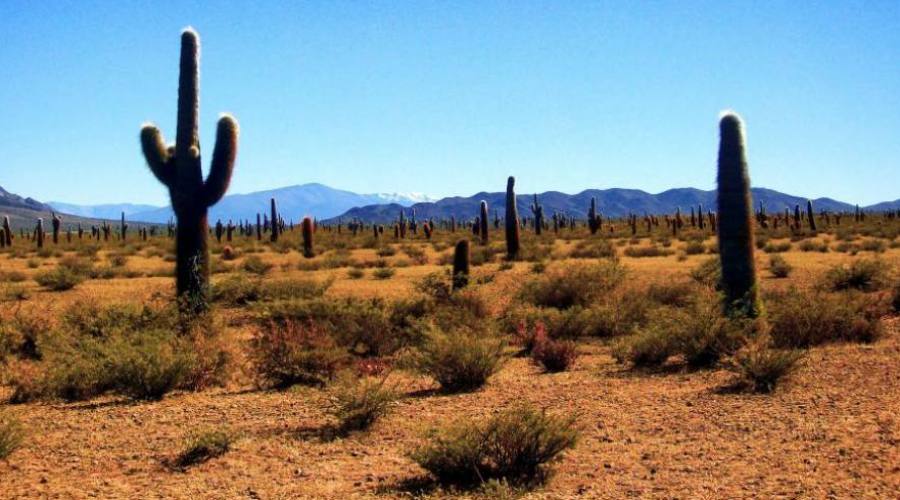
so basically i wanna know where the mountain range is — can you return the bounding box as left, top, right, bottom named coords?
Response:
left=47, top=184, right=434, bottom=224
left=3, top=183, right=897, bottom=229
left=332, top=187, right=899, bottom=223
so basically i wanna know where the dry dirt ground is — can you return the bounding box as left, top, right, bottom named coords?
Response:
left=1, top=238, right=898, bottom=499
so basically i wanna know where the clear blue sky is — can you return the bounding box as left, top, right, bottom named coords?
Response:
left=1, top=1, right=898, bottom=206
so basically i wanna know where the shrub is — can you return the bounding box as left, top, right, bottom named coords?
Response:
left=250, top=319, right=349, bottom=388
left=212, top=275, right=331, bottom=306
left=768, top=254, right=793, bottom=278
left=326, top=373, right=397, bottom=434
left=798, top=240, right=828, bottom=253
left=410, top=405, right=578, bottom=487
left=241, top=255, right=273, bottom=275
left=221, top=245, right=238, bottom=260
left=0, top=271, right=26, bottom=283
left=34, top=266, right=84, bottom=291
left=373, top=267, right=396, bottom=280
left=0, top=312, right=47, bottom=361
left=347, top=268, right=365, bottom=279
left=0, top=413, right=23, bottom=460
left=684, top=241, right=705, bottom=255
left=531, top=325, right=578, bottom=373
left=766, top=288, right=885, bottom=347
left=568, top=239, right=616, bottom=259
left=763, top=241, right=792, bottom=253
left=611, top=320, right=677, bottom=367
left=623, top=245, right=673, bottom=258
left=175, top=428, right=234, bottom=468
left=518, top=261, right=625, bottom=310
left=670, top=299, right=743, bottom=368
left=727, top=336, right=803, bottom=393
left=413, top=326, right=505, bottom=393
left=823, top=259, right=892, bottom=292
left=645, top=281, right=701, bottom=308
left=690, top=258, right=721, bottom=289
left=105, top=331, right=194, bottom=401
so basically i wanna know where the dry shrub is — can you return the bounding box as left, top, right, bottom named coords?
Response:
left=250, top=319, right=349, bottom=388
left=174, top=428, right=235, bottom=468
left=0, top=412, right=23, bottom=459
left=768, top=254, right=792, bottom=278
left=568, top=239, right=616, bottom=259
left=518, top=261, right=625, bottom=310
left=326, top=373, right=397, bottom=434
left=623, top=245, right=674, bottom=258
left=410, top=405, right=578, bottom=487
left=726, top=335, right=803, bottom=393
left=241, top=255, right=273, bottom=275
left=413, top=325, right=505, bottom=393
left=823, top=258, right=892, bottom=292
left=212, top=274, right=331, bottom=306
left=530, top=324, right=578, bottom=372
left=34, top=266, right=84, bottom=291
left=766, top=288, right=886, bottom=347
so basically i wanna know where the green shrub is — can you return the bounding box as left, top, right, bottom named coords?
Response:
left=410, top=405, right=578, bottom=487
left=326, top=373, right=397, bottom=434
left=175, top=428, right=234, bottom=468
left=763, top=241, right=792, bottom=253
left=518, top=261, right=625, bottom=310
left=727, top=336, right=803, bottom=393
left=568, top=239, right=616, bottom=259
left=250, top=319, right=349, bottom=388
left=212, top=274, right=331, bottom=306
left=611, top=320, right=677, bottom=367
left=34, top=266, right=84, bottom=291
left=690, top=258, right=721, bottom=289
left=0, top=412, right=23, bottom=460
left=670, top=299, right=743, bottom=368
left=823, top=259, right=892, bottom=292
left=347, top=268, right=365, bottom=279
left=413, top=326, right=505, bottom=393
left=623, top=245, right=673, bottom=258
left=105, top=331, right=194, bottom=401
left=768, top=254, right=793, bottom=278
left=373, top=267, right=396, bottom=280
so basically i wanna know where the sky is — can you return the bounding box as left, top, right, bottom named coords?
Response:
left=1, top=1, right=898, bottom=207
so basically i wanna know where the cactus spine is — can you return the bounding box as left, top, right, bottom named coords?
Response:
left=716, top=112, right=759, bottom=317
left=301, top=216, right=314, bottom=258
left=452, top=239, right=470, bottom=290
left=479, top=200, right=489, bottom=245
left=505, top=176, right=520, bottom=259
left=139, top=28, right=239, bottom=313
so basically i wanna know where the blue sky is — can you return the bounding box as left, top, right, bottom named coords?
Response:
left=1, top=1, right=898, bottom=206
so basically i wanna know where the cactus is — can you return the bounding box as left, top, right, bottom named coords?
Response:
left=716, top=112, right=759, bottom=317
left=301, top=216, right=314, bottom=258
left=588, top=197, right=601, bottom=234
left=269, top=198, right=279, bottom=242
left=399, top=210, right=407, bottom=238
left=479, top=200, right=489, bottom=245
left=120, top=212, right=128, bottom=241
left=452, top=239, right=470, bottom=290
left=215, top=220, right=224, bottom=243
left=2, top=216, right=11, bottom=246
left=505, top=176, right=520, bottom=259
left=806, top=200, right=816, bottom=231
left=698, top=204, right=705, bottom=230
left=35, top=218, right=44, bottom=248
left=139, top=28, right=239, bottom=312
left=530, top=194, right=544, bottom=235
left=51, top=213, right=61, bottom=244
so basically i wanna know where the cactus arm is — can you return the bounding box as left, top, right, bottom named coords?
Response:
left=202, top=114, right=239, bottom=206
left=140, top=124, right=175, bottom=186
left=176, top=28, right=200, bottom=158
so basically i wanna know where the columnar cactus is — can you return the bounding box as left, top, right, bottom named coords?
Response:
left=269, top=198, right=279, bottom=242
left=301, top=216, right=314, bottom=258
left=35, top=218, right=44, bottom=248
left=399, top=210, right=407, bottom=238
left=806, top=200, right=816, bottom=231
left=505, top=176, right=520, bottom=259
left=588, top=197, right=601, bottom=234
left=698, top=204, right=705, bottom=229
left=139, top=28, right=239, bottom=312
left=51, top=213, right=61, bottom=244
left=479, top=200, right=489, bottom=245
left=530, top=194, right=544, bottom=235
left=2, top=216, right=11, bottom=246
left=452, top=239, right=470, bottom=290
left=716, top=112, right=759, bottom=317
left=120, top=212, right=128, bottom=241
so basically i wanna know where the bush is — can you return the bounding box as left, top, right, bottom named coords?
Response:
left=241, top=255, right=273, bottom=275
left=518, top=261, right=625, bottom=310
left=623, top=245, right=673, bottom=258
left=105, top=331, right=194, bottom=401
left=34, top=266, right=84, bottom=291
left=670, top=299, right=743, bottom=368
left=611, top=320, right=677, bottom=367
left=530, top=325, right=578, bottom=372
left=347, top=268, right=365, bottom=279
left=766, top=288, right=885, bottom=347
left=684, top=241, right=705, bottom=255
left=0, top=412, right=23, bottom=459
left=410, top=405, right=578, bottom=487
left=823, top=259, right=892, bottom=292
left=326, top=373, right=397, bottom=434
left=763, top=241, right=792, bottom=253
left=727, top=336, right=803, bottom=393
left=690, top=258, right=721, bottom=289
left=568, top=239, right=616, bottom=259
left=413, top=326, right=505, bottom=393
left=212, top=275, right=331, bottom=306
left=373, top=267, right=396, bottom=280
left=175, top=428, right=234, bottom=468
left=250, top=319, right=349, bottom=388
left=768, top=254, right=793, bottom=278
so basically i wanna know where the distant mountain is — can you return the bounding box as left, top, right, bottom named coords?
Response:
left=865, top=199, right=900, bottom=212
left=331, top=187, right=883, bottom=223
left=0, top=185, right=52, bottom=212
left=47, top=201, right=161, bottom=220
left=123, top=183, right=434, bottom=223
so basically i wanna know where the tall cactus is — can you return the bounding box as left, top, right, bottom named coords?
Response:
left=301, top=216, right=314, bottom=258
left=51, top=213, right=61, bottom=244
left=35, top=218, right=44, bottom=248
left=479, top=200, right=489, bottom=245
left=120, top=212, right=128, bottom=241
left=452, top=239, right=470, bottom=290
left=806, top=199, right=816, bottom=232
left=530, top=194, right=544, bottom=235
left=139, top=28, right=239, bottom=312
left=2, top=216, right=11, bottom=246
left=716, top=112, right=759, bottom=317
left=270, top=198, right=280, bottom=242
left=588, top=197, right=601, bottom=234
left=505, top=176, right=520, bottom=259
